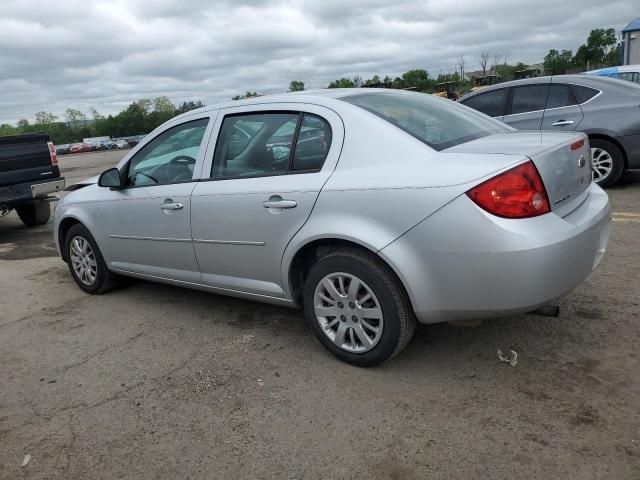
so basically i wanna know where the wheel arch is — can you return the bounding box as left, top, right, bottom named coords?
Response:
left=586, top=132, right=628, bottom=169
left=57, top=216, right=83, bottom=262
left=285, top=236, right=415, bottom=314
left=57, top=211, right=104, bottom=263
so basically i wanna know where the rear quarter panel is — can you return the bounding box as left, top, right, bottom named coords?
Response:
left=280, top=104, right=527, bottom=298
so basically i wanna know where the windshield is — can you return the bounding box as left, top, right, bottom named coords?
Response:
left=342, top=91, right=510, bottom=151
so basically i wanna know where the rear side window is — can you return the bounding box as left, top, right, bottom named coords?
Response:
left=571, top=85, right=600, bottom=104
left=211, top=111, right=332, bottom=179
left=212, top=113, right=299, bottom=178
left=510, top=85, right=549, bottom=114
left=461, top=89, right=508, bottom=117
left=546, top=84, right=577, bottom=109
left=343, top=91, right=509, bottom=151
left=292, top=114, right=332, bottom=172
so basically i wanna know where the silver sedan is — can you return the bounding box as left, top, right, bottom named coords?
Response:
left=54, top=89, right=610, bottom=366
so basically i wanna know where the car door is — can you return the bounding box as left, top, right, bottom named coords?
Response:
left=540, top=83, right=584, bottom=131
left=99, top=114, right=216, bottom=283
left=190, top=104, right=343, bottom=298
left=502, top=82, right=550, bottom=130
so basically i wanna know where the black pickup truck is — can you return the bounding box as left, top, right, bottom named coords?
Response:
left=0, top=133, right=65, bottom=226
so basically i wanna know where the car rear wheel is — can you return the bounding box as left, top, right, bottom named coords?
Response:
left=65, top=224, right=119, bottom=294
left=302, top=248, right=416, bottom=367
left=591, top=139, right=624, bottom=188
left=16, top=201, right=50, bottom=227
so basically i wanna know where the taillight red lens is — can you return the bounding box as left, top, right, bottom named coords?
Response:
left=466, top=161, right=550, bottom=218
left=47, top=141, right=58, bottom=166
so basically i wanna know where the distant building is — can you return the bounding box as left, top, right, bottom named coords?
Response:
left=621, top=17, right=640, bottom=65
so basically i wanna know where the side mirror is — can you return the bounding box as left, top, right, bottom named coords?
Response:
left=98, top=168, right=123, bottom=189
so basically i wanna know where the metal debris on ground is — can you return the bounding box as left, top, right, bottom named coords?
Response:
left=497, top=349, right=518, bottom=367
left=22, top=454, right=31, bottom=467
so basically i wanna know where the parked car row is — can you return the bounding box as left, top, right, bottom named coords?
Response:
left=56, top=138, right=132, bottom=155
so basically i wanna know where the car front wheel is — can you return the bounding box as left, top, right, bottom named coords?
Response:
left=65, top=223, right=119, bottom=294
left=303, top=248, right=416, bottom=367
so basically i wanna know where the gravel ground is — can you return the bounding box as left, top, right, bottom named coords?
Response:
left=1, top=150, right=639, bottom=479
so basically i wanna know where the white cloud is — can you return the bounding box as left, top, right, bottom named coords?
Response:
left=0, top=0, right=635, bottom=123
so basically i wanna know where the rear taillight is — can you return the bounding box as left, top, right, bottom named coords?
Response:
left=47, top=141, right=58, bottom=166
left=466, top=161, right=550, bottom=218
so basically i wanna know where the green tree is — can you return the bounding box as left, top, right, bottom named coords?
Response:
left=288, top=80, right=305, bottom=92
left=17, top=119, right=30, bottom=130
left=34, top=111, right=58, bottom=128
left=64, top=108, right=86, bottom=126
left=153, top=96, right=175, bottom=114
left=89, top=107, right=104, bottom=121
left=327, top=78, right=357, bottom=88
left=175, top=100, right=205, bottom=115
left=232, top=91, right=259, bottom=100
left=573, top=28, right=618, bottom=69
left=399, top=69, right=432, bottom=92
left=544, top=49, right=574, bottom=75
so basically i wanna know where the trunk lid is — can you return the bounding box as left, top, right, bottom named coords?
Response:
left=446, top=131, right=592, bottom=217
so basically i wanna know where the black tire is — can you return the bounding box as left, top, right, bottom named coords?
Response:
left=16, top=201, right=50, bottom=227
left=64, top=223, right=119, bottom=294
left=590, top=139, right=624, bottom=188
left=302, top=248, right=416, bottom=367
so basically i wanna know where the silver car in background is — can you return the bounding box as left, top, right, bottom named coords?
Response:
left=54, top=90, right=610, bottom=366
left=459, top=75, right=640, bottom=187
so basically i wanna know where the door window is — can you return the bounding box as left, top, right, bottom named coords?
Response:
left=291, top=114, right=332, bottom=171
left=126, top=118, right=209, bottom=186
left=211, top=112, right=333, bottom=178
left=571, top=84, right=600, bottom=104
left=545, top=84, right=577, bottom=109
left=509, top=85, right=549, bottom=115
left=461, top=89, right=508, bottom=117
left=212, top=113, right=299, bottom=178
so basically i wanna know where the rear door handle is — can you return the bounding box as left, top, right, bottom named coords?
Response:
left=160, top=201, right=184, bottom=210
left=551, top=120, right=574, bottom=126
left=263, top=199, right=297, bottom=209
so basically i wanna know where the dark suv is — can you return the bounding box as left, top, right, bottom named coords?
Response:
left=459, top=75, right=640, bottom=187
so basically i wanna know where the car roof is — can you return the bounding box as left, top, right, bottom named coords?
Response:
left=171, top=88, right=425, bottom=121
left=460, top=74, right=640, bottom=100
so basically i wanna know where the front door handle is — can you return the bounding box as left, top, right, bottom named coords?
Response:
left=263, top=197, right=297, bottom=209
left=160, top=201, right=184, bottom=210
left=551, top=120, right=574, bottom=126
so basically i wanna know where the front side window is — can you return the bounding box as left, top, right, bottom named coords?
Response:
left=344, top=91, right=509, bottom=151
left=460, top=89, right=508, bottom=117
left=545, top=84, right=577, bottom=109
left=126, top=118, right=208, bottom=186
left=510, top=85, right=549, bottom=115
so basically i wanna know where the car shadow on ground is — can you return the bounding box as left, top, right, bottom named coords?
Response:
left=613, top=169, right=640, bottom=187
left=112, top=276, right=600, bottom=377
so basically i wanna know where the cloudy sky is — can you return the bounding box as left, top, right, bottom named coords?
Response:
left=0, top=0, right=636, bottom=123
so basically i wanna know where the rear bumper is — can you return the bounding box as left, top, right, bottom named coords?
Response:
left=618, top=134, right=640, bottom=168
left=380, top=183, right=610, bottom=324
left=0, top=177, right=65, bottom=206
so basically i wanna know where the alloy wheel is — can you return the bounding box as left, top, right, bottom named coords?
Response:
left=591, top=147, right=613, bottom=183
left=70, top=236, right=98, bottom=286
left=313, top=272, right=384, bottom=353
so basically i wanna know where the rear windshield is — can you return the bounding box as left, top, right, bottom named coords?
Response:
left=341, top=91, right=510, bottom=151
